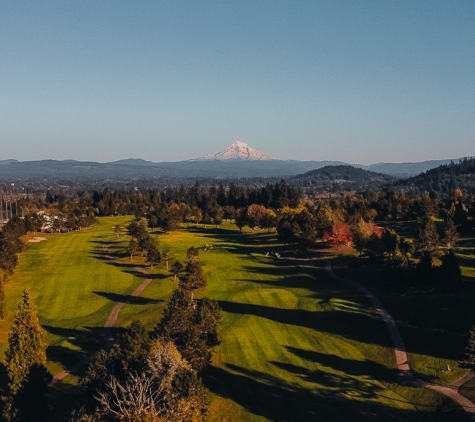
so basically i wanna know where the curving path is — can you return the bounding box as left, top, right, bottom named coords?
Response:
left=325, top=262, right=475, bottom=421
left=51, top=245, right=152, bottom=383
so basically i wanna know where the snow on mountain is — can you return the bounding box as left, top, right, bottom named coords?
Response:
left=198, top=141, right=281, bottom=161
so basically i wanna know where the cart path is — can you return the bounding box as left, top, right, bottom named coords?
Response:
left=325, top=262, right=475, bottom=421
left=51, top=245, right=152, bottom=384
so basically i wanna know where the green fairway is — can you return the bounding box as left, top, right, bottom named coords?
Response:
left=0, top=218, right=469, bottom=421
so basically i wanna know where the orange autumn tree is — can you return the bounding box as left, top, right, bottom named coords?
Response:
left=351, top=218, right=383, bottom=257
left=246, top=204, right=267, bottom=230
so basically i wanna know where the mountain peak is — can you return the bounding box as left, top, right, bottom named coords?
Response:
left=198, top=141, right=281, bottom=161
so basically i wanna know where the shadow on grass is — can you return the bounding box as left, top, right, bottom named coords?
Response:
left=92, top=291, right=162, bottom=305
left=44, top=325, right=124, bottom=371
left=330, top=254, right=475, bottom=366
left=283, top=346, right=414, bottom=383
left=203, top=364, right=464, bottom=422
left=218, top=299, right=392, bottom=349
left=49, top=380, right=84, bottom=421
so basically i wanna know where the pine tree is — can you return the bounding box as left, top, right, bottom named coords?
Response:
left=414, top=215, right=440, bottom=258
left=460, top=325, right=475, bottom=371
left=440, top=249, right=462, bottom=286
left=179, top=261, right=206, bottom=300
left=5, top=290, right=48, bottom=395
left=442, top=218, right=459, bottom=250
left=12, top=364, right=52, bottom=422
left=0, top=273, right=7, bottom=320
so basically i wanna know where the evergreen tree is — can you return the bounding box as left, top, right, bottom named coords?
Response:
left=179, top=261, right=206, bottom=300
left=81, top=320, right=152, bottom=405
left=170, top=261, right=184, bottom=282
left=5, top=290, right=48, bottom=395
left=156, top=289, right=194, bottom=341
left=440, top=249, right=462, bottom=286
left=146, top=241, right=161, bottom=269
left=442, top=218, right=459, bottom=250
left=126, top=239, right=138, bottom=262
left=186, top=246, right=200, bottom=262
left=414, top=215, right=440, bottom=258
left=460, top=325, right=475, bottom=371
left=416, top=251, right=433, bottom=284
left=12, top=364, right=52, bottom=422
left=0, top=273, right=7, bottom=320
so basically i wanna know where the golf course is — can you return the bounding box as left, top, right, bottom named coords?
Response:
left=1, top=216, right=474, bottom=421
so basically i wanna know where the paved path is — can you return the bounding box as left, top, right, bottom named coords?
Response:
left=325, top=262, right=475, bottom=421
left=51, top=245, right=152, bottom=383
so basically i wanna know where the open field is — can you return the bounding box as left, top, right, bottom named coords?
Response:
left=1, top=217, right=472, bottom=420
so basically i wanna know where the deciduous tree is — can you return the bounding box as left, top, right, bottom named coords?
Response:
left=323, top=221, right=351, bottom=246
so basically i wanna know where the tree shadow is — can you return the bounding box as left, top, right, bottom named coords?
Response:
left=44, top=325, right=124, bottom=370
left=282, top=346, right=417, bottom=383
left=92, top=291, right=162, bottom=305
left=217, top=300, right=392, bottom=349
left=203, top=364, right=464, bottom=422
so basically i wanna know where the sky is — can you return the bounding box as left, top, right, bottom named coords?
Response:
left=1, top=1, right=474, bottom=165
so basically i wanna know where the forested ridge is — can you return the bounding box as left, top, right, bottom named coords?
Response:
left=395, top=157, right=475, bottom=195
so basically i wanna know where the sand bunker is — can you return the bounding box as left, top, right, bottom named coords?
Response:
left=28, top=237, right=47, bottom=243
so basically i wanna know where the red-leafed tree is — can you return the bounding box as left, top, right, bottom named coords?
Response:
left=324, top=221, right=351, bottom=246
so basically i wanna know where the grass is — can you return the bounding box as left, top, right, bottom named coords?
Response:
left=332, top=229, right=475, bottom=389
left=0, top=218, right=471, bottom=421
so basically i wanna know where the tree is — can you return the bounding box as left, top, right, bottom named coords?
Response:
left=5, top=290, right=48, bottom=395
left=440, top=249, right=462, bottom=286
left=113, top=225, right=122, bottom=238
left=163, top=249, right=170, bottom=270
left=261, top=209, right=277, bottom=232
left=0, top=273, right=7, bottom=319
left=81, top=321, right=152, bottom=404
left=155, top=291, right=221, bottom=372
left=146, top=241, right=161, bottom=269
left=166, top=203, right=182, bottom=231
left=91, top=339, right=210, bottom=422
left=277, top=218, right=293, bottom=245
left=246, top=204, right=267, bottom=231
left=460, top=325, right=475, bottom=371
left=127, top=239, right=139, bottom=262
left=414, top=215, right=439, bottom=258
left=12, top=364, right=52, bottom=422
left=156, top=289, right=194, bottom=342
left=127, top=219, right=148, bottom=241
left=179, top=261, right=206, bottom=301
left=186, top=246, right=199, bottom=262
left=170, top=261, right=184, bottom=282
left=234, top=207, right=247, bottom=233
left=323, top=221, right=351, bottom=246
left=442, top=218, right=459, bottom=250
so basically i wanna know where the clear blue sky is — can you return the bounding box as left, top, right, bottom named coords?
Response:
left=1, top=1, right=474, bottom=164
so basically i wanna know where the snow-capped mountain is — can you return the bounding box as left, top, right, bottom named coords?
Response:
left=198, top=141, right=281, bottom=161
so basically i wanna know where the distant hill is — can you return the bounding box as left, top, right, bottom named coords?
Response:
left=288, top=165, right=395, bottom=193
left=393, top=157, right=475, bottom=194
left=360, top=159, right=464, bottom=178
left=0, top=141, right=471, bottom=184
left=108, top=158, right=156, bottom=166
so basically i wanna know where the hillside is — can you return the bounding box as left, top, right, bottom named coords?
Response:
left=288, top=165, right=395, bottom=193
left=394, top=157, right=475, bottom=195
